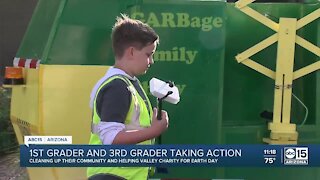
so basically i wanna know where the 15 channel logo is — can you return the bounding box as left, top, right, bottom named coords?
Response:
left=283, top=147, right=308, bottom=165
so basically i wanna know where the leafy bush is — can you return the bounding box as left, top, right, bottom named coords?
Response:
left=0, top=87, right=11, bottom=130
left=0, top=87, right=17, bottom=153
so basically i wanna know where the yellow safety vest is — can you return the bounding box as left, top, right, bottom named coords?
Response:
left=87, top=75, right=153, bottom=180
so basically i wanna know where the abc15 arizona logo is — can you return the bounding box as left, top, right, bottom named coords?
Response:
left=283, top=147, right=308, bottom=165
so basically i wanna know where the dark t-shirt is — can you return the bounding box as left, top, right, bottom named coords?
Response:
left=96, top=78, right=150, bottom=124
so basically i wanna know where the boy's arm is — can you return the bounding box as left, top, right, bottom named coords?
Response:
left=96, top=79, right=169, bottom=145
left=112, top=108, right=168, bottom=144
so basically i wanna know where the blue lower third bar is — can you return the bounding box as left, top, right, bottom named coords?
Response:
left=20, top=145, right=320, bottom=167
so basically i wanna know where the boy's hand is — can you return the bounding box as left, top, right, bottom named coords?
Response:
left=150, top=108, right=169, bottom=137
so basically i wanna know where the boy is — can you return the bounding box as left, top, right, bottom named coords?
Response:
left=87, top=14, right=169, bottom=180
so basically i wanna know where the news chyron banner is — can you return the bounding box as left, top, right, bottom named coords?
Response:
left=21, top=136, right=320, bottom=167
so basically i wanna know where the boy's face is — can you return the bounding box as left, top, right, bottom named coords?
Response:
left=132, top=41, right=157, bottom=76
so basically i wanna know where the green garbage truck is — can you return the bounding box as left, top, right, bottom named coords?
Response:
left=3, top=0, right=320, bottom=179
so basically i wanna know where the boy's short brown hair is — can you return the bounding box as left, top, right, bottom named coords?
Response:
left=111, top=14, right=159, bottom=58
